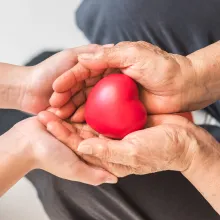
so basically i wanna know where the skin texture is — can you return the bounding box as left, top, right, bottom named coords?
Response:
left=0, top=45, right=119, bottom=196
left=0, top=117, right=117, bottom=196
left=85, top=74, right=147, bottom=139
left=38, top=111, right=220, bottom=214
left=50, top=41, right=220, bottom=122
left=46, top=41, right=220, bottom=214
left=0, top=44, right=106, bottom=115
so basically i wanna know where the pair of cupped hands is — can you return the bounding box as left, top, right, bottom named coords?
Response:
left=14, top=42, right=217, bottom=185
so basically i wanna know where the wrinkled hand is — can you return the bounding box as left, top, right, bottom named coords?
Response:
left=13, top=116, right=117, bottom=185
left=19, top=44, right=104, bottom=114
left=50, top=41, right=207, bottom=122
left=38, top=111, right=213, bottom=178
left=76, top=115, right=218, bottom=177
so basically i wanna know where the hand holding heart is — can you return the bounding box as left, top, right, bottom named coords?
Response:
left=50, top=41, right=209, bottom=120
left=36, top=42, right=220, bottom=214
left=85, top=74, right=147, bottom=139
left=37, top=41, right=202, bottom=178
left=38, top=111, right=209, bottom=178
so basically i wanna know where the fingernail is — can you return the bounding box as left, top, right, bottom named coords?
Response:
left=77, top=144, right=92, bottom=155
left=105, top=177, right=118, bottom=184
left=78, top=53, right=95, bottom=60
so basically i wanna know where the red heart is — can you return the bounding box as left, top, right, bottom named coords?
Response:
left=85, top=74, right=147, bottom=139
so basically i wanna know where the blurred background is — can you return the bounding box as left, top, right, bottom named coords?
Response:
left=0, top=1, right=87, bottom=219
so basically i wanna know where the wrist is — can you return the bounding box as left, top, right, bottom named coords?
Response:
left=182, top=129, right=220, bottom=214
left=3, top=124, right=37, bottom=172
left=187, top=41, right=220, bottom=106
left=0, top=63, right=31, bottom=110
left=0, top=125, right=37, bottom=195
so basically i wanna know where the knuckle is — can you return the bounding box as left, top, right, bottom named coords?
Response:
left=90, top=44, right=101, bottom=49
left=136, top=41, right=153, bottom=49
left=126, top=138, right=141, bottom=167
left=115, top=41, right=131, bottom=48
left=110, top=164, right=130, bottom=178
left=164, top=126, right=180, bottom=146
left=116, top=41, right=140, bottom=54
left=126, top=44, right=140, bottom=55
left=97, top=143, right=110, bottom=159
left=162, top=59, right=176, bottom=74
left=93, top=173, right=108, bottom=186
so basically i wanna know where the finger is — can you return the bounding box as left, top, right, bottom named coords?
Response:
left=146, top=114, right=191, bottom=128
left=85, top=75, right=102, bottom=87
left=76, top=138, right=136, bottom=165
left=72, top=90, right=86, bottom=107
left=71, top=82, right=84, bottom=96
left=52, top=44, right=104, bottom=92
left=55, top=100, right=76, bottom=119
left=47, top=121, right=81, bottom=152
left=46, top=107, right=58, bottom=114
left=49, top=91, right=72, bottom=108
left=70, top=160, right=118, bottom=185
left=74, top=123, right=99, bottom=139
left=78, top=41, right=167, bottom=86
left=53, top=62, right=104, bottom=93
left=70, top=105, right=86, bottom=123
left=38, top=111, right=62, bottom=126
left=37, top=44, right=103, bottom=81
left=103, top=68, right=121, bottom=77
left=78, top=42, right=141, bottom=69
left=80, top=154, right=128, bottom=177
left=176, top=112, right=194, bottom=122
left=70, top=77, right=97, bottom=98
left=72, top=87, right=92, bottom=107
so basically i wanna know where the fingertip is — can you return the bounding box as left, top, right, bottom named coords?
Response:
left=38, top=111, right=61, bottom=125
left=52, top=71, right=75, bottom=93
left=52, top=79, right=59, bottom=91
left=70, top=105, right=85, bottom=123
left=49, top=91, right=71, bottom=108
left=55, top=101, right=76, bottom=119
left=37, top=111, right=48, bottom=125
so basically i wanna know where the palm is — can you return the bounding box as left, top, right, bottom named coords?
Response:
left=38, top=111, right=122, bottom=175
left=49, top=62, right=185, bottom=122
left=50, top=41, right=198, bottom=117
left=20, top=45, right=104, bottom=114
left=14, top=117, right=82, bottom=179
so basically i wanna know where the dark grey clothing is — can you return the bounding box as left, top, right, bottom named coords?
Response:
left=1, top=1, right=220, bottom=219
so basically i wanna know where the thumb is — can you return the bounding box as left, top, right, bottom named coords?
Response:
left=78, top=42, right=136, bottom=69
left=78, top=41, right=163, bottom=86
left=77, top=137, right=136, bottom=165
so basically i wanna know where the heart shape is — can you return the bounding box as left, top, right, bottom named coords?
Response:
left=85, top=74, right=147, bottom=139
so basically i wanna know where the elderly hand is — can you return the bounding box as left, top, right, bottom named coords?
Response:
left=75, top=114, right=220, bottom=214
left=50, top=41, right=220, bottom=122
left=38, top=110, right=220, bottom=214
left=37, top=112, right=204, bottom=176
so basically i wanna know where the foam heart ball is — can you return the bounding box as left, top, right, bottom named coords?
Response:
left=85, top=74, right=147, bottom=139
